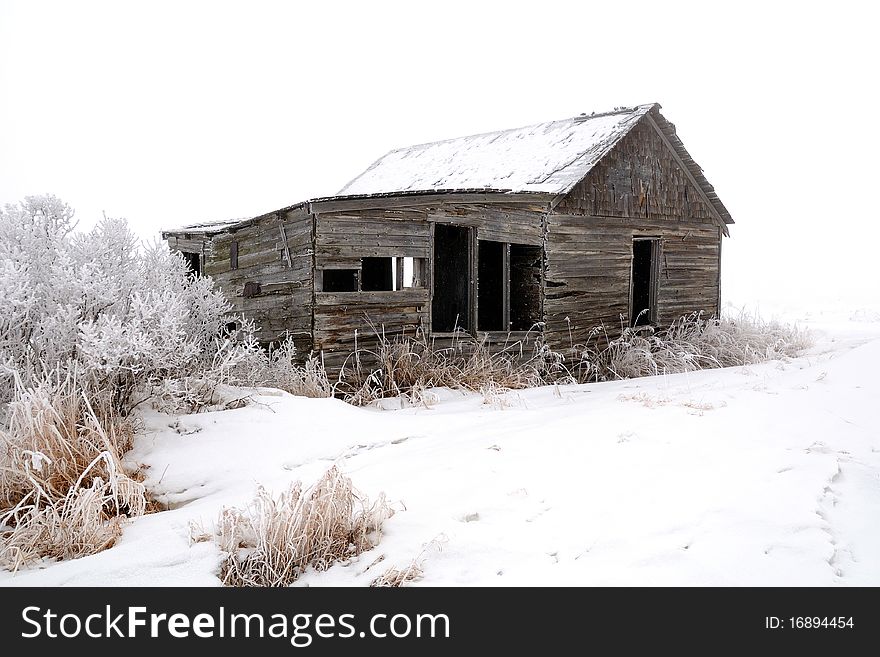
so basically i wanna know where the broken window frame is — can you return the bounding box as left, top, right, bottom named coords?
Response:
left=430, top=223, right=543, bottom=337
left=394, top=257, right=427, bottom=290
left=180, top=251, right=202, bottom=277
left=361, top=257, right=394, bottom=292
left=361, top=256, right=427, bottom=292
left=476, top=240, right=543, bottom=333
left=318, top=257, right=428, bottom=295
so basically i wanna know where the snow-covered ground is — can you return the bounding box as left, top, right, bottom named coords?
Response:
left=2, top=304, right=879, bottom=587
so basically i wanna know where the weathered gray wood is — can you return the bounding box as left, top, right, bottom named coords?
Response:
left=544, top=209, right=721, bottom=348
left=309, top=192, right=552, bottom=214
left=643, top=113, right=729, bottom=235
left=164, top=109, right=728, bottom=365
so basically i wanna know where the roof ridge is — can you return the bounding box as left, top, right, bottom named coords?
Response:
left=532, top=105, right=655, bottom=187
left=383, top=103, right=656, bottom=156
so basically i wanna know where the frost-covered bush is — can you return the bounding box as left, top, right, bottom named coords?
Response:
left=230, top=335, right=333, bottom=399
left=0, top=195, right=239, bottom=413
left=0, top=195, right=247, bottom=570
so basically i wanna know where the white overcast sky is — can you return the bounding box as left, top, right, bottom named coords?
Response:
left=1, top=0, right=877, bottom=309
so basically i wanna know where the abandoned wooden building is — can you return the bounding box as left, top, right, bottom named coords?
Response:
left=163, top=103, right=733, bottom=363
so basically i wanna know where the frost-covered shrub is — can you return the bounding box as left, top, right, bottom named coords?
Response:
left=0, top=195, right=239, bottom=413
left=0, top=195, right=245, bottom=570
left=230, top=335, right=333, bottom=399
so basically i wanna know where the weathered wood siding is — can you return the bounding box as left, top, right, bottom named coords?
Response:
left=545, top=119, right=723, bottom=348
left=165, top=112, right=726, bottom=365
left=164, top=235, right=208, bottom=256
left=555, top=119, right=717, bottom=221
left=313, top=208, right=429, bottom=362
left=425, top=203, right=545, bottom=246
left=203, top=206, right=313, bottom=355
left=311, top=200, right=547, bottom=362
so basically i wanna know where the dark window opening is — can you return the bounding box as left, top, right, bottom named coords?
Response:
left=362, top=257, right=427, bottom=291
left=181, top=251, right=201, bottom=277
left=631, top=239, right=658, bottom=326
left=242, top=281, right=262, bottom=298
left=432, top=224, right=470, bottom=332
left=322, top=269, right=358, bottom=292
left=510, top=244, right=542, bottom=331
left=230, top=240, right=239, bottom=270
left=362, top=257, right=394, bottom=291
left=478, top=241, right=505, bottom=330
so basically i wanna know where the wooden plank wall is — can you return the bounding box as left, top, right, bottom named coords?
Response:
left=165, top=235, right=208, bottom=255
left=555, top=120, right=717, bottom=221
left=544, top=216, right=721, bottom=348
left=203, top=206, right=313, bottom=355
left=425, top=203, right=545, bottom=246
left=545, top=119, right=723, bottom=349
left=312, top=201, right=547, bottom=364
left=313, top=208, right=430, bottom=365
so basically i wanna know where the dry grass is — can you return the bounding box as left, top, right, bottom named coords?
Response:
left=336, top=327, right=570, bottom=406
left=370, top=536, right=445, bottom=587
left=0, top=368, right=146, bottom=571
left=216, top=466, right=392, bottom=587
left=0, top=311, right=807, bottom=573
left=256, top=340, right=333, bottom=399
left=577, top=311, right=811, bottom=381
left=276, top=312, right=809, bottom=406
left=370, top=561, right=424, bottom=587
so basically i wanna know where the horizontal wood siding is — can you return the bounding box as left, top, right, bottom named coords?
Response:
left=426, top=203, right=545, bottom=245
left=313, top=209, right=430, bottom=355
left=545, top=215, right=721, bottom=349
left=312, top=201, right=546, bottom=358
left=165, top=236, right=206, bottom=254
left=546, top=118, right=724, bottom=349
left=203, top=206, right=314, bottom=355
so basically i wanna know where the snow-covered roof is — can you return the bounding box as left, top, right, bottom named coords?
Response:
left=162, top=217, right=252, bottom=236
left=338, top=105, right=656, bottom=197
left=163, top=102, right=733, bottom=237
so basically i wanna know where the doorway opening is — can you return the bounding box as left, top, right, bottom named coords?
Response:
left=631, top=238, right=659, bottom=326
left=476, top=241, right=542, bottom=332
left=510, top=244, right=542, bottom=330
left=432, top=224, right=471, bottom=332
left=478, top=240, right=505, bottom=330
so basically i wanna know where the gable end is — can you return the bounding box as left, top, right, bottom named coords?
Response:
left=552, top=111, right=731, bottom=235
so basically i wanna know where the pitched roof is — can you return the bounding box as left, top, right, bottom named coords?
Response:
left=163, top=216, right=252, bottom=236
left=338, top=103, right=733, bottom=228
left=648, top=110, right=733, bottom=226
left=338, top=104, right=656, bottom=197
left=164, top=103, right=733, bottom=236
